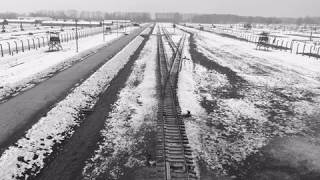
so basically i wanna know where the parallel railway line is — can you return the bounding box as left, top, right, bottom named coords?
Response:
left=156, top=26, right=197, bottom=180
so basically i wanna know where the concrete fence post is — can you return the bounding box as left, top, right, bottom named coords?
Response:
left=32, top=39, right=36, bottom=49
left=317, top=47, right=320, bottom=58
left=302, top=43, right=306, bottom=54
left=37, top=38, right=41, bottom=48
left=14, top=41, right=18, bottom=54
left=290, top=41, right=294, bottom=53
left=27, top=39, right=31, bottom=50
left=59, top=34, right=63, bottom=43
left=20, top=40, right=24, bottom=52
left=6, top=42, right=11, bottom=55
left=296, top=43, right=300, bottom=54
left=41, top=37, right=45, bottom=47
left=46, top=36, right=49, bottom=46
left=0, top=44, right=3, bottom=57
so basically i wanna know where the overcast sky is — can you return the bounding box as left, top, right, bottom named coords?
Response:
left=1, top=0, right=319, bottom=17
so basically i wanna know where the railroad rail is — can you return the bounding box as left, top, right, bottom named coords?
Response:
left=156, top=27, right=197, bottom=180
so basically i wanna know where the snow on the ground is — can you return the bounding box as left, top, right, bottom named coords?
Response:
left=177, top=25, right=320, bottom=177
left=177, top=33, right=207, bottom=177
left=0, top=29, right=145, bottom=179
left=82, top=34, right=157, bottom=179
left=0, top=27, right=138, bottom=102
left=178, top=33, right=205, bottom=116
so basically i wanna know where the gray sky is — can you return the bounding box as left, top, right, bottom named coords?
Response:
left=1, top=0, right=319, bottom=17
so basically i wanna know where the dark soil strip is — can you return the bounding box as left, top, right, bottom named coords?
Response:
left=33, top=26, right=154, bottom=180
left=181, top=29, right=248, bottom=113
left=299, top=52, right=320, bottom=59
left=188, top=31, right=246, bottom=87
left=217, top=33, right=248, bottom=42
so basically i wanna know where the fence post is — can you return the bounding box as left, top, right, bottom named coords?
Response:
left=37, top=38, right=40, bottom=48
left=6, top=42, right=11, bottom=56
left=46, top=36, right=49, bottom=46
left=290, top=41, right=294, bottom=53
left=41, top=37, right=45, bottom=47
left=281, top=40, right=284, bottom=51
left=286, top=41, right=289, bottom=51
left=32, top=39, right=36, bottom=49
left=302, top=43, right=306, bottom=55
left=309, top=46, right=313, bottom=57
left=26, top=39, right=30, bottom=50
left=296, top=43, right=300, bottom=54
left=317, top=47, right=320, bottom=58
left=14, top=41, right=18, bottom=54
left=20, top=40, right=24, bottom=52
left=0, top=44, right=3, bottom=57
left=59, top=34, right=63, bottom=43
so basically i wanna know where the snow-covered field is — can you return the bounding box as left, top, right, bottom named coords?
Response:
left=177, top=25, right=320, bottom=178
left=187, top=23, right=320, bottom=57
left=1, top=21, right=319, bottom=179
left=0, top=27, right=138, bottom=102
left=0, top=27, right=146, bottom=179
left=82, top=30, right=157, bottom=179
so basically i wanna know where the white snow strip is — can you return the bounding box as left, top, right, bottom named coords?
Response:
left=82, top=34, right=157, bottom=179
left=178, top=34, right=206, bottom=116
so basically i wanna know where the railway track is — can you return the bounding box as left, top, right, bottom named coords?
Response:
left=156, top=27, right=197, bottom=180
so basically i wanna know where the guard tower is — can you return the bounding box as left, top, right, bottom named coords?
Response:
left=48, top=32, right=63, bottom=51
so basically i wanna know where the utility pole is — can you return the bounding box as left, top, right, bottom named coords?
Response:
left=75, top=19, right=79, bottom=53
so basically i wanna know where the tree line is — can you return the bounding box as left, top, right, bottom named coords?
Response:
left=1, top=10, right=320, bottom=24
left=0, top=10, right=151, bottom=22
left=187, top=14, right=320, bottom=24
